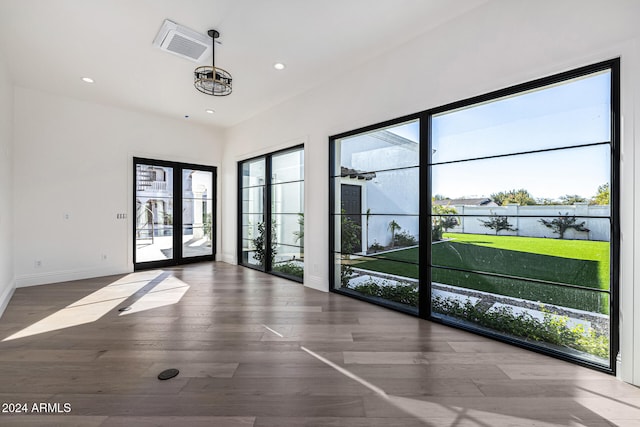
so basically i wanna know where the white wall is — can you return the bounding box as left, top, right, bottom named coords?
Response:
left=449, top=204, right=610, bottom=241
left=222, top=1, right=640, bottom=384
left=13, top=87, right=224, bottom=287
left=0, top=52, right=14, bottom=316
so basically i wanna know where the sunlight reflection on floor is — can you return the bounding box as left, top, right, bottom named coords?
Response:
left=298, top=342, right=636, bottom=426
left=119, top=276, right=189, bottom=316
left=2, top=270, right=189, bottom=341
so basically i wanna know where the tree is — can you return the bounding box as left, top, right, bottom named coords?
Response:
left=536, top=197, right=556, bottom=205
left=387, top=220, right=402, bottom=248
left=340, top=211, right=362, bottom=287
left=432, top=203, right=458, bottom=241
left=253, top=221, right=277, bottom=267
left=293, top=213, right=304, bottom=244
left=560, top=194, right=587, bottom=205
left=539, top=213, right=590, bottom=239
left=591, top=183, right=610, bottom=205
left=490, top=189, right=536, bottom=206
left=203, top=213, right=213, bottom=241
left=441, top=216, right=459, bottom=232
left=341, top=212, right=361, bottom=255
left=478, top=213, right=517, bottom=235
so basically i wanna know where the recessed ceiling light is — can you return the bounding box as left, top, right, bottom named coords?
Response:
left=273, top=63, right=286, bottom=70
left=205, top=109, right=215, bottom=114
left=81, top=77, right=94, bottom=83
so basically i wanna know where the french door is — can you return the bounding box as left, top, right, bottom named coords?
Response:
left=134, top=157, right=216, bottom=269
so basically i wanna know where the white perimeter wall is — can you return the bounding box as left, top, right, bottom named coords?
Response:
left=13, top=87, right=224, bottom=287
left=449, top=204, right=610, bottom=241
left=222, top=1, right=640, bottom=385
left=0, top=52, right=14, bottom=314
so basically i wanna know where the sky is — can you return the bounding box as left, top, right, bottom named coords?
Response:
left=383, top=70, right=611, bottom=200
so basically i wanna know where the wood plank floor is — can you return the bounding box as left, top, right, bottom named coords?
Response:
left=0, top=262, right=639, bottom=426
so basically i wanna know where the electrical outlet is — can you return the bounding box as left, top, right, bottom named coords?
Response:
left=101, top=254, right=108, bottom=261
left=34, top=260, right=42, bottom=268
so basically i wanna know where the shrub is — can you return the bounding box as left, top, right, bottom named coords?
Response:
left=203, top=213, right=213, bottom=241
left=368, top=241, right=385, bottom=253
left=432, top=204, right=458, bottom=241
left=388, top=220, right=402, bottom=248
left=344, top=280, right=609, bottom=358
left=347, top=280, right=609, bottom=359
left=272, top=262, right=304, bottom=278
left=394, top=231, right=418, bottom=247
left=432, top=296, right=608, bottom=359
left=340, top=212, right=361, bottom=287
left=349, top=280, right=418, bottom=307
left=539, top=212, right=590, bottom=239
left=253, top=221, right=277, bottom=267
left=440, top=216, right=459, bottom=233
left=478, top=213, right=517, bottom=235
left=340, top=264, right=354, bottom=288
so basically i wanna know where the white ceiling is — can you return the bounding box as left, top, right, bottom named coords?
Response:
left=0, top=0, right=487, bottom=129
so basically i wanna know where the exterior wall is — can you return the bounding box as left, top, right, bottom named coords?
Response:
left=449, top=203, right=610, bottom=241
left=13, top=87, right=224, bottom=287
left=221, top=1, right=640, bottom=385
left=363, top=170, right=419, bottom=249
left=272, top=149, right=304, bottom=250
left=0, top=51, right=14, bottom=316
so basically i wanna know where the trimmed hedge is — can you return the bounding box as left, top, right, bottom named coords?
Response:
left=348, top=280, right=608, bottom=359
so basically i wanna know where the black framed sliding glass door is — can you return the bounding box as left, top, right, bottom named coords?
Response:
left=134, top=157, right=216, bottom=270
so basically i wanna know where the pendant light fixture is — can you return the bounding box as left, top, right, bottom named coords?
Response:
left=194, top=30, right=232, bottom=96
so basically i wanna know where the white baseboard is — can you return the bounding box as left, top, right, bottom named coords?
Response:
left=304, top=274, right=328, bottom=292
left=15, top=266, right=132, bottom=288
left=0, top=279, right=15, bottom=318
left=219, top=252, right=237, bottom=265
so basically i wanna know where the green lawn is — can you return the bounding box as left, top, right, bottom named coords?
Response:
left=352, top=233, right=610, bottom=314
left=354, top=248, right=419, bottom=278
left=445, top=233, right=610, bottom=285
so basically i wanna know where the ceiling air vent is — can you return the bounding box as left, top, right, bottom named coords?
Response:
left=153, top=19, right=212, bottom=63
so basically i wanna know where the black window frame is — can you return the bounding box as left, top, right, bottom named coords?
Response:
left=329, top=58, right=620, bottom=373
left=237, top=144, right=305, bottom=283
left=328, top=114, right=422, bottom=316
left=133, top=157, right=217, bottom=270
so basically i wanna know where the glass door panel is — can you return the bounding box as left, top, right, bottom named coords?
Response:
left=134, top=158, right=216, bottom=269
left=269, top=148, right=304, bottom=280
left=182, top=169, right=214, bottom=258
left=135, top=163, right=174, bottom=263
left=238, top=147, right=304, bottom=281
left=240, top=158, right=266, bottom=270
